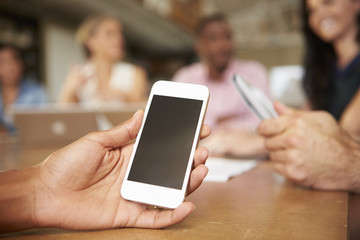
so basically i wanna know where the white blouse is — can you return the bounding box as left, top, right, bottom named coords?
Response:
left=76, top=62, right=136, bottom=107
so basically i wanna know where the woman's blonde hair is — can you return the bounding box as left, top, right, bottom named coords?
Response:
left=76, top=15, right=120, bottom=58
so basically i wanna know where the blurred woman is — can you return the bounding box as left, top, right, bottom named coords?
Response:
left=59, top=15, right=148, bottom=107
left=302, top=0, right=360, bottom=135
left=0, top=45, right=47, bottom=133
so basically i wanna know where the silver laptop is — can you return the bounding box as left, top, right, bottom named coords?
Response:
left=9, top=103, right=144, bottom=147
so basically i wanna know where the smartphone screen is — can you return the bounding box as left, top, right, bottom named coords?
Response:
left=127, top=95, right=203, bottom=190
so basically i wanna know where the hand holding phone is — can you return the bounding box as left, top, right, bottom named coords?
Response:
left=121, top=81, right=209, bottom=209
left=233, top=74, right=278, bottom=120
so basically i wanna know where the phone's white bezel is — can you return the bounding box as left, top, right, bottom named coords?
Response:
left=233, top=75, right=278, bottom=120
left=121, top=80, right=209, bottom=209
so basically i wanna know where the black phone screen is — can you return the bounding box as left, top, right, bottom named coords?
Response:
left=127, top=95, right=203, bottom=190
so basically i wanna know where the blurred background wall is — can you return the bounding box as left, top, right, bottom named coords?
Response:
left=0, top=0, right=303, bottom=101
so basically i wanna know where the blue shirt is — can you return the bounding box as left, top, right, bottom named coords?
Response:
left=0, top=79, right=47, bottom=133
left=329, top=52, right=360, bottom=120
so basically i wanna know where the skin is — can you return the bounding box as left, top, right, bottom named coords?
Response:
left=306, top=0, right=360, bottom=136
left=0, top=110, right=211, bottom=233
left=0, top=47, right=24, bottom=133
left=195, top=20, right=266, bottom=157
left=59, top=18, right=147, bottom=104
left=0, top=47, right=23, bottom=106
left=307, top=0, right=359, bottom=43
left=201, top=128, right=267, bottom=158
left=340, top=88, right=360, bottom=136
left=195, top=20, right=234, bottom=81
left=307, top=0, right=360, bottom=68
left=258, top=102, right=360, bottom=192
left=86, top=18, right=125, bottom=62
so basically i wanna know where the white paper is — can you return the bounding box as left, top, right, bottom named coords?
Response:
left=204, top=157, right=259, bottom=182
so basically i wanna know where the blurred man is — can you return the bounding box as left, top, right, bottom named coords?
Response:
left=258, top=102, right=360, bottom=192
left=173, top=14, right=269, bottom=157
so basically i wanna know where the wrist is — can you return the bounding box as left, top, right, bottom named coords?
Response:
left=341, top=135, right=360, bottom=192
left=0, top=166, right=39, bottom=233
left=349, top=145, right=360, bottom=193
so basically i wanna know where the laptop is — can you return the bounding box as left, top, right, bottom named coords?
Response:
left=9, top=103, right=144, bottom=147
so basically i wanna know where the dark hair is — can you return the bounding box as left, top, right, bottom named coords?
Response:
left=195, top=13, right=228, bottom=36
left=301, top=0, right=360, bottom=110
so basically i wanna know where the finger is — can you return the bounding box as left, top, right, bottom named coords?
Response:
left=90, top=110, right=144, bottom=149
left=272, top=162, right=286, bottom=176
left=258, top=102, right=298, bottom=137
left=269, top=149, right=298, bottom=165
left=258, top=117, right=287, bottom=137
left=134, top=202, right=195, bottom=228
left=187, top=164, right=208, bottom=195
left=193, top=146, right=209, bottom=168
left=274, top=101, right=293, bottom=115
left=199, top=124, right=211, bottom=139
left=269, top=150, right=289, bottom=164
left=264, top=132, right=299, bottom=151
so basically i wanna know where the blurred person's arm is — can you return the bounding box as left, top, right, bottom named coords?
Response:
left=0, top=110, right=211, bottom=233
left=124, top=66, right=148, bottom=102
left=258, top=102, right=360, bottom=192
left=58, top=66, right=84, bottom=104
left=340, top=88, right=360, bottom=137
left=201, top=128, right=267, bottom=158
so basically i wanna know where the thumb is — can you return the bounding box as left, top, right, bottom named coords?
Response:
left=97, top=110, right=144, bottom=148
left=274, top=101, right=293, bottom=116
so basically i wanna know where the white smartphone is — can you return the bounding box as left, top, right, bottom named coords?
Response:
left=233, top=74, right=278, bottom=120
left=121, top=80, right=209, bottom=209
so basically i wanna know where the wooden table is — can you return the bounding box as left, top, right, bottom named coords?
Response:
left=0, top=145, right=349, bottom=240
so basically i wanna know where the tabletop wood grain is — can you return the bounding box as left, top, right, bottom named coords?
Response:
left=0, top=146, right=349, bottom=240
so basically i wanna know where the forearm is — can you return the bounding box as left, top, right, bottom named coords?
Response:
left=339, top=89, right=360, bottom=136
left=127, top=68, right=148, bottom=102
left=58, top=72, right=81, bottom=104
left=58, top=87, right=78, bottom=104
left=346, top=141, right=360, bottom=193
left=0, top=167, right=38, bottom=233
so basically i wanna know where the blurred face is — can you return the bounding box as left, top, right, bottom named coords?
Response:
left=196, top=20, right=234, bottom=72
left=87, top=18, right=125, bottom=61
left=307, top=0, right=360, bottom=43
left=0, top=48, right=23, bottom=87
